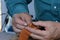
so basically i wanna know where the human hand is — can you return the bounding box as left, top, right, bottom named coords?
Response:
left=25, top=21, right=60, bottom=40
left=12, top=13, right=32, bottom=33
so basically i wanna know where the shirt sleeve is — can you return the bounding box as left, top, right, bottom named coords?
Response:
left=5, top=0, right=32, bottom=17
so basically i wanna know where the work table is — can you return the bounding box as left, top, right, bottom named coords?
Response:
left=0, top=32, right=16, bottom=40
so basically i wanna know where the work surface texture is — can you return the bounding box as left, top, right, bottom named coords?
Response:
left=0, top=32, right=16, bottom=40
left=0, top=32, right=60, bottom=40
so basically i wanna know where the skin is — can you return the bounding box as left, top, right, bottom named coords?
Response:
left=12, top=13, right=32, bottom=33
left=12, top=13, right=60, bottom=40
left=25, top=21, right=60, bottom=40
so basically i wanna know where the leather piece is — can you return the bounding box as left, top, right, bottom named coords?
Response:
left=18, top=23, right=37, bottom=40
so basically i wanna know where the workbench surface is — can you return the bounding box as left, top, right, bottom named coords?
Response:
left=0, top=32, right=16, bottom=40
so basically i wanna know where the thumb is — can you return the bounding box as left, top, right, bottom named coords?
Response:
left=24, top=15, right=32, bottom=24
left=25, top=16, right=32, bottom=24
left=33, top=21, right=48, bottom=27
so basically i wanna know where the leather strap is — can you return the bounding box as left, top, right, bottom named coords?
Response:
left=18, top=23, right=37, bottom=40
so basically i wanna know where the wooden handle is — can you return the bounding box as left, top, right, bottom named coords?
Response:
left=18, top=23, right=37, bottom=40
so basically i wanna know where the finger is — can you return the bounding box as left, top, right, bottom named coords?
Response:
left=24, top=15, right=32, bottom=24
left=15, top=17, right=27, bottom=26
left=13, top=26, right=21, bottom=33
left=16, top=24, right=27, bottom=30
left=30, top=33, right=44, bottom=40
left=12, top=18, right=27, bottom=30
left=12, top=21, right=21, bottom=33
left=20, top=13, right=32, bottom=24
left=33, top=21, right=47, bottom=27
left=25, top=27, right=46, bottom=36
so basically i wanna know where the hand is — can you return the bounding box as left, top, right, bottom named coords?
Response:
left=12, top=13, right=32, bottom=33
left=25, top=21, right=60, bottom=40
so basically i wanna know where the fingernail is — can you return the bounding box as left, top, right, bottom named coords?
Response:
left=24, top=23, right=27, bottom=26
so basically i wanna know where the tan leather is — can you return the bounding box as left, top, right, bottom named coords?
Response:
left=18, top=23, right=37, bottom=40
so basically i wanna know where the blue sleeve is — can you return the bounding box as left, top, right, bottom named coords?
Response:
left=5, top=0, right=32, bottom=17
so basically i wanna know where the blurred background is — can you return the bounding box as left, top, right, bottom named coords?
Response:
left=0, top=0, right=1, bottom=32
